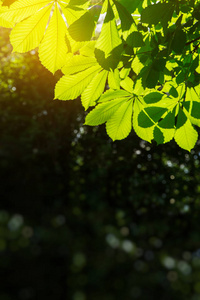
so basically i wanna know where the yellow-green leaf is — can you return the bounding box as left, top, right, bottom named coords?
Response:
left=108, top=69, right=120, bottom=89
left=133, top=98, right=154, bottom=143
left=0, top=2, right=14, bottom=27
left=61, top=3, right=86, bottom=26
left=55, top=65, right=101, bottom=100
left=174, top=119, right=198, bottom=151
left=81, top=70, right=108, bottom=110
left=95, top=0, right=122, bottom=60
left=10, top=3, right=53, bottom=53
left=0, top=0, right=51, bottom=24
left=39, top=4, right=68, bottom=73
left=85, top=97, right=127, bottom=126
left=4, top=0, right=86, bottom=73
left=106, top=99, right=133, bottom=141
left=62, top=54, right=97, bottom=75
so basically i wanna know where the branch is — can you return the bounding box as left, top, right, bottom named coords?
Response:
left=185, top=36, right=200, bottom=46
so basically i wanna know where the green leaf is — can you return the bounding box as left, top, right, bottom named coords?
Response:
left=38, top=5, right=69, bottom=74
left=62, top=4, right=86, bottom=25
left=120, top=66, right=131, bottom=79
left=106, top=99, right=133, bottom=141
left=99, top=89, right=131, bottom=103
left=171, top=30, right=187, bottom=54
left=184, top=101, right=200, bottom=119
left=108, top=69, right=120, bottom=89
left=68, top=11, right=95, bottom=41
left=138, top=110, right=154, bottom=128
left=85, top=97, right=128, bottom=125
left=184, top=88, right=200, bottom=119
left=144, top=107, right=168, bottom=123
left=176, top=108, right=187, bottom=129
left=126, top=31, right=145, bottom=48
left=152, top=59, right=166, bottom=72
left=182, top=101, right=190, bottom=112
left=141, top=66, right=159, bottom=89
left=162, top=128, right=175, bottom=144
left=159, top=109, right=175, bottom=129
left=55, top=65, right=101, bottom=100
left=174, top=119, right=198, bottom=151
left=186, top=87, right=200, bottom=102
left=2, top=0, right=199, bottom=151
left=118, top=0, right=143, bottom=13
left=95, top=0, right=123, bottom=69
left=68, top=0, right=89, bottom=6
left=141, top=3, right=174, bottom=26
left=79, top=41, right=96, bottom=57
left=113, top=0, right=137, bottom=41
left=143, top=92, right=163, bottom=104
left=62, top=55, right=97, bottom=75
left=176, top=71, right=185, bottom=85
left=120, top=76, right=134, bottom=93
left=169, top=86, right=178, bottom=98
left=153, top=126, right=164, bottom=145
left=10, top=3, right=54, bottom=53
left=81, top=70, right=108, bottom=110
left=131, top=56, right=144, bottom=75
left=191, top=102, right=200, bottom=119
left=133, top=99, right=154, bottom=142
left=0, top=4, right=14, bottom=27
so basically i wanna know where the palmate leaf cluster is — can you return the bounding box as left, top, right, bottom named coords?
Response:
left=1, top=0, right=200, bottom=150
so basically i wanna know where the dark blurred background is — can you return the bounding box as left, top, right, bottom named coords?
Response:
left=1, top=28, right=200, bottom=300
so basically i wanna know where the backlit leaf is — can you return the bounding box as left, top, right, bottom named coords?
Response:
left=85, top=97, right=128, bottom=125
left=81, top=70, right=108, bottom=110
left=153, top=126, right=164, bottom=145
left=10, top=3, right=53, bottom=53
left=141, top=2, right=174, bottom=26
left=106, top=99, right=133, bottom=141
left=55, top=65, right=101, bottom=100
left=133, top=98, right=154, bottom=143
left=174, top=120, right=198, bottom=151
left=138, top=110, right=154, bottom=128
left=99, top=89, right=131, bottom=103
left=143, top=92, right=163, bottom=104
left=62, top=55, right=97, bottom=75
left=39, top=5, right=68, bottom=73
left=95, top=0, right=123, bottom=69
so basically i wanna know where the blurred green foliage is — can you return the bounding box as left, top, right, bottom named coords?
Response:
left=1, top=28, right=200, bottom=300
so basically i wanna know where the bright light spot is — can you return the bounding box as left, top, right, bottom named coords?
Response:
left=181, top=205, right=190, bottom=213
left=8, top=214, right=24, bottom=231
left=177, top=261, right=191, bottom=275
left=135, top=150, right=141, bottom=155
left=121, top=240, right=135, bottom=253
left=106, top=234, right=120, bottom=248
left=170, top=198, right=175, bottom=204
left=167, top=160, right=173, bottom=167
left=163, top=256, right=175, bottom=269
left=42, top=110, right=48, bottom=115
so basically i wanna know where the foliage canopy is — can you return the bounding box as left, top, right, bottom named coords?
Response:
left=1, top=0, right=200, bottom=150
